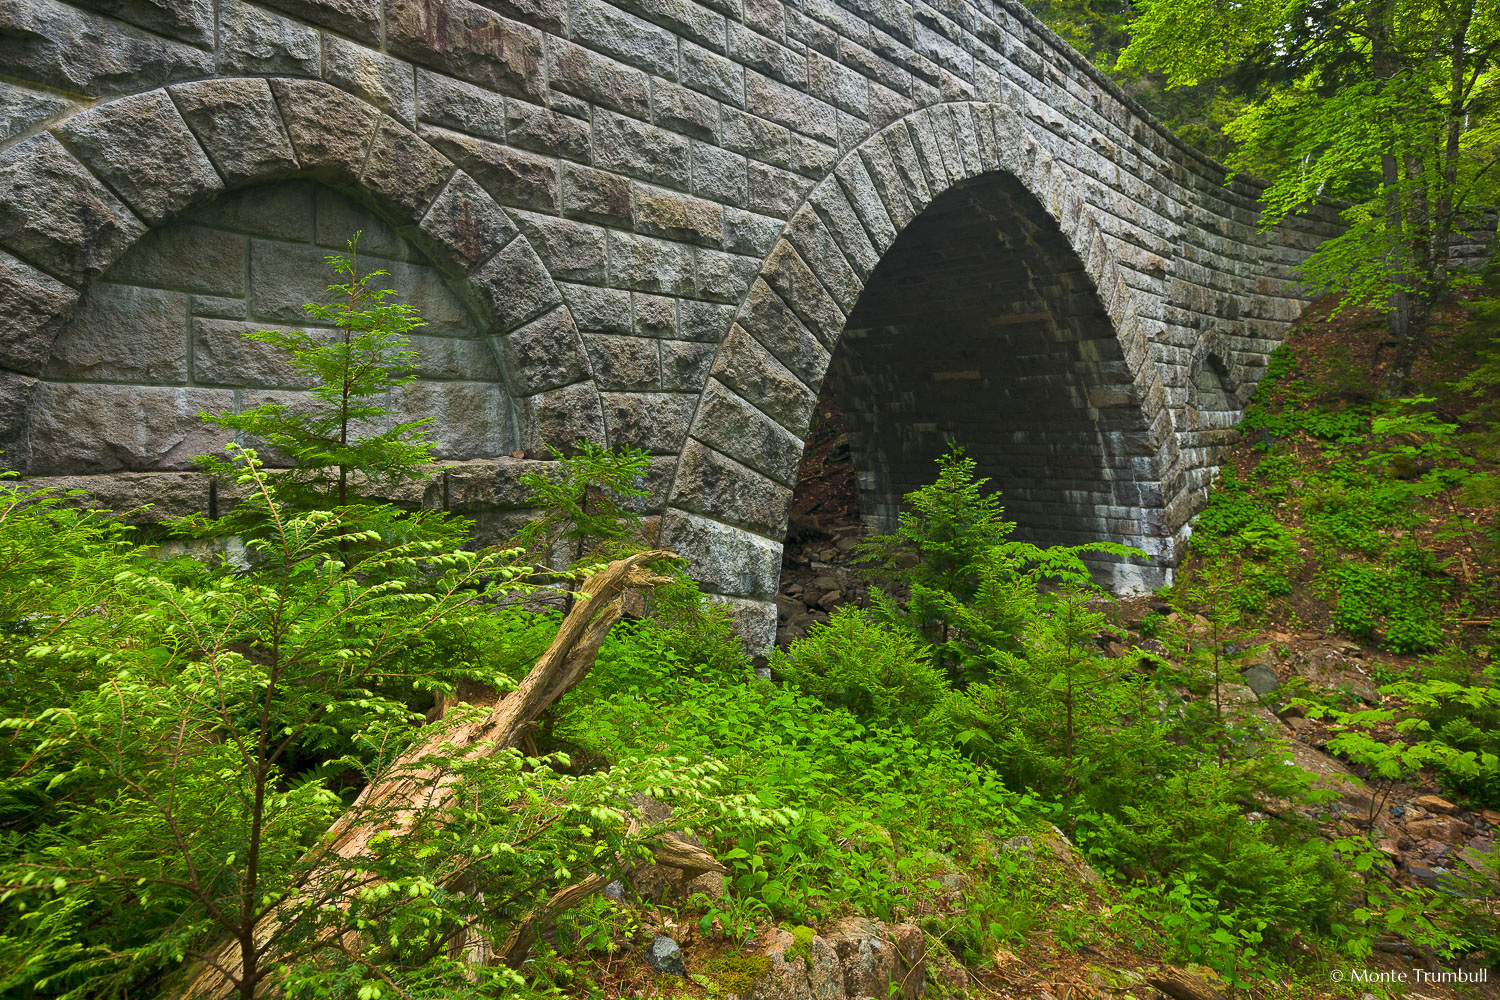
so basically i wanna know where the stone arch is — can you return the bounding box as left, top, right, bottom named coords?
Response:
left=0, top=77, right=604, bottom=473
left=660, top=102, right=1179, bottom=648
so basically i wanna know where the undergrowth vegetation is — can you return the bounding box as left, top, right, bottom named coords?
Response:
left=0, top=245, right=1495, bottom=1000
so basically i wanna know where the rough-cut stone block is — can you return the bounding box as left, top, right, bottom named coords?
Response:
left=652, top=78, right=720, bottom=141
left=694, top=246, right=758, bottom=303
left=497, top=305, right=590, bottom=394
left=218, top=0, right=320, bottom=75
left=517, top=381, right=607, bottom=454
left=478, top=0, right=565, bottom=34
left=762, top=241, right=845, bottom=347
left=418, top=170, right=518, bottom=273
left=692, top=142, right=748, bottom=208
left=583, top=333, right=659, bottom=390
left=396, top=380, right=512, bottom=458
left=170, top=79, right=299, bottom=186
left=671, top=438, right=790, bottom=535
left=421, top=127, right=559, bottom=213
left=109, top=224, right=247, bottom=297
left=569, top=0, right=678, bottom=78
left=23, top=471, right=211, bottom=520
left=609, top=231, right=694, bottom=295
left=660, top=508, right=781, bottom=598
left=324, top=36, right=418, bottom=127
left=270, top=79, right=380, bottom=186
left=73, top=0, right=212, bottom=45
left=561, top=282, right=631, bottom=333
left=706, top=593, right=776, bottom=654
left=808, top=178, right=881, bottom=279
left=748, top=158, right=815, bottom=218
left=633, top=292, right=675, bottom=338
left=682, top=40, right=744, bottom=106
left=680, top=298, right=735, bottom=342
left=48, top=283, right=188, bottom=382
left=709, top=324, right=817, bottom=431
left=0, top=0, right=213, bottom=95
left=602, top=391, right=694, bottom=452
left=785, top=205, right=862, bottom=314
left=184, top=181, right=314, bottom=242
left=26, top=382, right=233, bottom=474
left=407, top=334, right=504, bottom=380
left=261, top=0, right=378, bottom=41
left=561, top=162, right=633, bottom=227
left=0, top=371, right=37, bottom=469
left=835, top=153, right=898, bottom=251
left=513, top=211, right=607, bottom=283
left=723, top=207, right=783, bottom=257
left=633, top=185, right=724, bottom=247
left=0, top=82, right=73, bottom=143
left=386, top=0, right=546, bottom=102
left=546, top=39, right=652, bottom=119
left=415, top=69, right=507, bottom=141
left=191, top=318, right=317, bottom=388
left=360, top=117, right=453, bottom=222
left=691, top=377, right=801, bottom=485
left=593, top=110, right=692, bottom=190
left=0, top=134, right=146, bottom=286
left=0, top=249, right=77, bottom=374
left=506, top=99, right=590, bottom=161
left=660, top=339, right=716, bottom=391
left=52, top=91, right=221, bottom=226
left=470, top=236, right=561, bottom=332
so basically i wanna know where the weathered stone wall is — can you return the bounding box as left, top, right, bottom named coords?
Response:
left=30, top=180, right=513, bottom=474
left=0, top=0, right=1344, bottom=649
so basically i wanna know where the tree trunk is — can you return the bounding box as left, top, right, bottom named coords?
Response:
left=178, top=550, right=677, bottom=999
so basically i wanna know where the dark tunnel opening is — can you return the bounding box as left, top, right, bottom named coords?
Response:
left=774, top=173, right=1161, bottom=645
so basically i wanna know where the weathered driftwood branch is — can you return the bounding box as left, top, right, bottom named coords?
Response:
left=180, top=550, right=676, bottom=999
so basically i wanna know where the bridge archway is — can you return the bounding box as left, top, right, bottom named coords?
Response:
left=662, top=103, right=1172, bottom=650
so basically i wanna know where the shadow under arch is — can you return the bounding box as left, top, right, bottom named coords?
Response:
left=661, top=102, right=1174, bottom=650
left=0, top=77, right=604, bottom=472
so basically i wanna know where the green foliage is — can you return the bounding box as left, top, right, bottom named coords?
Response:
left=196, top=234, right=437, bottom=511
left=0, top=450, right=535, bottom=998
left=769, top=607, right=945, bottom=724
left=1123, top=0, right=1500, bottom=394
left=515, top=440, right=651, bottom=568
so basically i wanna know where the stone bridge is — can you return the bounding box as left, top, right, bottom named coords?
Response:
left=0, top=0, right=1339, bottom=647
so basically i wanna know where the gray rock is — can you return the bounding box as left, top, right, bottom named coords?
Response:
left=0, top=0, right=212, bottom=95
left=498, top=306, right=589, bottom=394
left=359, top=117, right=453, bottom=222
left=270, top=79, right=380, bottom=187
left=603, top=879, right=626, bottom=900
left=419, top=171, right=519, bottom=274
left=0, top=133, right=146, bottom=285
left=48, top=283, right=188, bottom=382
left=259, top=0, right=379, bottom=42
left=1240, top=664, right=1280, bottom=697
left=25, top=382, right=233, bottom=475
left=422, top=126, right=559, bottom=214
left=169, top=78, right=300, bottom=187
left=0, top=81, right=74, bottom=143
left=0, top=248, right=77, bottom=375
left=602, top=392, right=695, bottom=453
left=324, top=36, right=418, bottom=127
left=217, top=0, right=320, bottom=75
left=646, top=936, right=686, bottom=977
left=386, top=0, right=545, bottom=102
left=108, top=223, right=247, bottom=297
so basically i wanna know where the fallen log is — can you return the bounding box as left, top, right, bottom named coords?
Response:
left=179, top=550, right=676, bottom=999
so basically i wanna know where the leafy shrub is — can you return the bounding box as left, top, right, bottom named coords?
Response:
left=769, top=607, right=945, bottom=724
